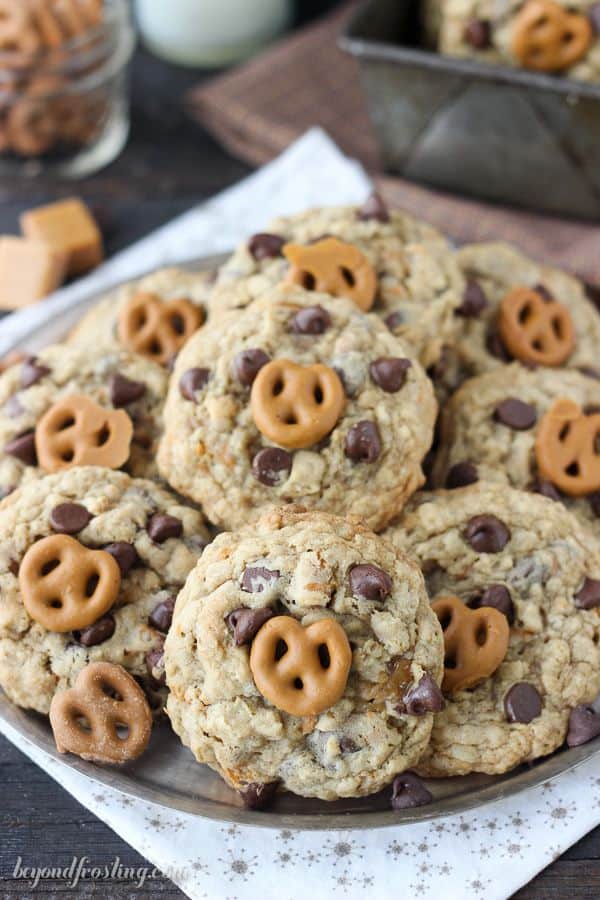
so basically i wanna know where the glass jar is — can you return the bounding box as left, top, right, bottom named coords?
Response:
left=0, top=0, right=135, bottom=178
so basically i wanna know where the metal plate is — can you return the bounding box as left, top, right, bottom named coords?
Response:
left=1, top=253, right=598, bottom=830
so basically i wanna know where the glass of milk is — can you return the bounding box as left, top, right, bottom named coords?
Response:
left=135, top=0, right=294, bottom=67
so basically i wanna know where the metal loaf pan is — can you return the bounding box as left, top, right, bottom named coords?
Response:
left=339, top=0, right=600, bottom=220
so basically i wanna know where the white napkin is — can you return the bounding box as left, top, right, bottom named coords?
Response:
left=0, top=128, right=597, bottom=900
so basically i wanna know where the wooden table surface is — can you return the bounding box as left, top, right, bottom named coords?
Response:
left=0, top=38, right=598, bottom=900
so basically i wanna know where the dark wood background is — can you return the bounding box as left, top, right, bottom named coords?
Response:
left=0, top=23, right=598, bottom=900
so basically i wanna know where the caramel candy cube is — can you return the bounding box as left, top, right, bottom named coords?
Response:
left=20, top=198, right=103, bottom=276
left=0, top=237, right=67, bottom=310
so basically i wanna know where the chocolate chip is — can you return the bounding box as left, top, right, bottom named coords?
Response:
left=574, top=577, right=600, bottom=610
left=486, top=332, right=512, bottom=361
left=109, top=373, right=146, bottom=407
left=493, top=398, right=537, bottom=430
left=531, top=478, right=562, bottom=502
left=49, top=503, right=92, bottom=534
left=248, top=233, right=285, bottom=260
left=227, top=606, right=275, bottom=645
left=4, top=430, right=37, bottom=465
left=534, top=283, right=553, bottom=301
left=464, top=515, right=510, bottom=553
left=149, top=597, right=176, bottom=632
left=464, top=18, right=491, bottom=48
left=566, top=704, right=600, bottom=746
left=589, top=493, right=600, bottom=518
left=252, top=447, right=292, bottom=486
left=179, top=368, right=210, bottom=400
left=456, top=279, right=488, bottom=317
left=233, top=349, right=270, bottom=386
left=446, top=461, right=479, bottom=489
left=145, top=645, right=166, bottom=686
left=399, top=674, right=445, bottom=716
left=291, top=305, right=331, bottom=335
left=73, top=614, right=116, bottom=647
left=584, top=278, right=600, bottom=306
left=369, top=357, right=411, bottom=393
left=103, top=541, right=140, bottom=576
left=472, top=584, right=515, bottom=624
left=391, top=773, right=433, bottom=810
left=147, top=514, right=183, bottom=543
left=345, top=421, right=381, bottom=463
left=385, top=311, right=404, bottom=331
left=21, top=357, right=50, bottom=388
left=8, top=559, right=18, bottom=576
left=578, top=366, right=600, bottom=380
left=3, top=395, right=23, bottom=418
left=339, top=736, right=359, bottom=753
left=241, top=566, right=280, bottom=593
left=504, top=683, right=542, bottom=723
left=584, top=404, right=600, bottom=415
left=239, top=781, right=278, bottom=810
left=348, top=564, right=392, bottom=603
left=358, top=192, right=390, bottom=223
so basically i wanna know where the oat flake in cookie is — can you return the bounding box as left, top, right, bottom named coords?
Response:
left=388, top=484, right=600, bottom=776
left=157, top=287, right=436, bottom=532
left=210, top=202, right=464, bottom=369
left=69, top=267, right=214, bottom=366
left=433, top=241, right=600, bottom=400
left=165, top=507, right=444, bottom=801
left=433, top=364, right=600, bottom=540
left=0, top=467, right=210, bottom=716
left=0, top=343, right=167, bottom=498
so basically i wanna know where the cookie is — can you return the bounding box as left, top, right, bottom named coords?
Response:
left=165, top=506, right=444, bottom=801
left=434, top=0, right=600, bottom=82
left=0, top=467, right=210, bottom=715
left=387, top=484, right=600, bottom=776
left=157, top=287, right=437, bottom=532
left=69, top=267, right=215, bottom=366
left=434, top=242, right=600, bottom=397
left=433, top=364, right=600, bottom=537
left=209, top=200, right=464, bottom=368
left=0, top=343, right=168, bottom=498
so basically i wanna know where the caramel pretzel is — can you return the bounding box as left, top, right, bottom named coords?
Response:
left=49, top=662, right=152, bottom=763
left=432, top=595, right=509, bottom=693
left=283, top=238, right=377, bottom=311
left=535, top=398, right=600, bottom=496
left=250, top=358, right=345, bottom=449
left=35, top=394, right=132, bottom=473
left=498, top=286, right=575, bottom=366
left=19, top=534, right=121, bottom=632
left=513, top=0, right=592, bottom=72
left=117, top=292, right=204, bottom=365
left=249, top=616, right=352, bottom=717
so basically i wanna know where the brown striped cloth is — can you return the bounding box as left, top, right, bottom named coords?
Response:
left=187, top=1, right=600, bottom=285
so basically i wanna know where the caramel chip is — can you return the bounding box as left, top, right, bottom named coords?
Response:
left=0, top=237, right=66, bottom=310
left=21, top=198, right=103, bottom=276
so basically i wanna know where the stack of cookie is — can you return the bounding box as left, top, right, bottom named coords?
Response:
left=1, top=194, right=599, bottom=812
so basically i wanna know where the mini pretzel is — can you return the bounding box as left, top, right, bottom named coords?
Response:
left=535, top=398, right=600, bottom=496
left=7, top=97, right=58, bottom=156
left=432, top=595, right=509, bottom=693
left=0, top=0, right=40, bottom=54
left=117, top=292, right=204, bottom=365
left=249, top=616, right=352, bottom=717
left=250, top=359, right=345, bottom=449
left=35, top=395, right=133, bottom=473
left=19, top=534, right=121, bottom=632
left=498, top=286, right=575, bottom=366
left=513, top=0, right=592, bottom=72
left=50, top=662, right=152, bottom=764
left=283, top=238, right=377, bottom=311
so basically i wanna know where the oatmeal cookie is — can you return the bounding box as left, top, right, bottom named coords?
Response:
left=0, top=467, right=210, bottom=715
left=209, top=199, right=463, bottom=368
left=165, top=507, right=444, bottom=800
left=0, top=343, right=168, bottom=497
left=157, top=287, right=437, bottom=531
left=388, top=484, right=600, bottom=776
